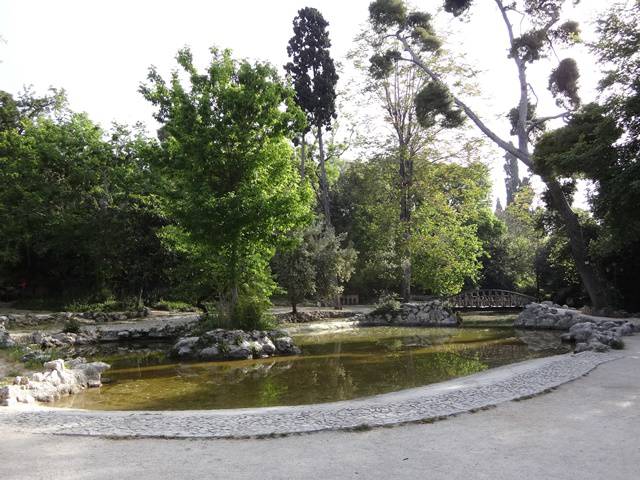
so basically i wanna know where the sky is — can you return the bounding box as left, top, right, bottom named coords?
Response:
left=0, top=0, right=605, bottom=207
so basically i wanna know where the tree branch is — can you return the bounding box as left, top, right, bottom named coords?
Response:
left=527, top=111, right=570, bottom=132
left=397, top=36, right=533, bottom=168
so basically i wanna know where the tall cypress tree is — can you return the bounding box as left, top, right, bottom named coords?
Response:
left=285, top=7, right=339, bottom=227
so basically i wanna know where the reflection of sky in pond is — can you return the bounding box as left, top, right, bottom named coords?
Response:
left=54, top=326, right=569, bottom=411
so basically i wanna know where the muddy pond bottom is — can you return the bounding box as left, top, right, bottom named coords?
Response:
left=54, top=327, right=569, bottom=411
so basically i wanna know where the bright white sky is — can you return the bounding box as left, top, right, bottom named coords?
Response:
left=0, top=0, right=605, bottom=207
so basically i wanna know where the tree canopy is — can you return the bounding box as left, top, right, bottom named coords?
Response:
left=140, top=48, right=312, bottom=323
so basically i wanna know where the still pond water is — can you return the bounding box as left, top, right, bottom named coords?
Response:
left=54, top=326, right=569, bottom=411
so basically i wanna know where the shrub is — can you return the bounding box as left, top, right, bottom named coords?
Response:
left=66, top=297, right=140, bottom=313
left=152, top=300, right=196, bottom=312
left=62, top=318, right=81, bottom=334
left=372, top=293, right=402, bottom=316
left=233, top=295, right=275, bottom=331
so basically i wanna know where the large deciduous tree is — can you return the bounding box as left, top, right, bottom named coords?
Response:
left=358, top=27, right=477, bottom=300
left=333, top=156, right=488, bottom=298
left=285, top=7, right=339, bottom=227
left=367, top=0, right=609, bottom=308
left=0, top=90, right=169, bottom=305
left=140, top=48, right=311, bottom=324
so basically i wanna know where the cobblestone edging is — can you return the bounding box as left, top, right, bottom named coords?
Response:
left=0, top=351, right=622, bottom=439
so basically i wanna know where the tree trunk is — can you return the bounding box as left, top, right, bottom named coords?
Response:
left=229, top=238, right=239, bottom=325
left=300, top=135, right=306, bottom=180
left=317, top=125, right=332, bottom=227
left=399, top=145, right=412, bottom=302
left=315, top=126, right=340, bottom=309
left=544, top=177, right=609, bottom=309
left=401, top=259, right=411, bottom=302
left=291, top=301, right=297, bottom=315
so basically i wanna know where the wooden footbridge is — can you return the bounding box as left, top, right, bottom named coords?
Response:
left=444, top=289, right=536, bottom=310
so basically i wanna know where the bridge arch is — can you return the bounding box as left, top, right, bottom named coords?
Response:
left=444, top=289, right=536, bottom=309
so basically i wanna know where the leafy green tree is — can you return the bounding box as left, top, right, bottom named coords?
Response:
left=475, top=210, right=511, bottom=290
left=526, top=2, right=640, bottom=310
left=334, top=155, right=489, bottom=297
left=333, top=157, right=401, bottom=297
left=273, top=221, right=356, bottom=311
left=285, top=7, right=339, bottom=226
left=306, top=222, right=357, bottom=305
left=500, top=186, right=543, bottom=293
left=410, top=192, right=483, bottom=295
left=366, top=0, right=609, bottom=308
left=140, top=48, right=312, bottom=323
left=0, top=90, right=169, bottom=305
left=272, top=231, right=317, bottom=314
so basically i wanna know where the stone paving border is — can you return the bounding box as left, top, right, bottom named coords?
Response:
left=0, top=350, right=623, bottom=439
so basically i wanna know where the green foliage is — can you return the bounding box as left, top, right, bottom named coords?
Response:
left=0, top=89, right=170, bottom=305
left=233, top=295, right=276, bottom=331
left=369, top=0, right=407, bottom=31
left=62, top=318, right=81, bottom=334
left=272, top=229, right=317, bottom=311
left=140, top=47, right=312, bottom=325
left=507, top=101, right=545, bottom=137
left=334, top=156, right=490, bottom=297
left=369, top=0, right=441, bottom=53
left=151, top=300, right=196, bottom=312
left=305, top=223, right=357, bottom=304
left=444, top=0, right=473, bottom=17
left=371, top=293, right=402, bottom=316
left=332, top=157, right=401, bottom=297
left=285, top=8, right=339, bottom=132
left=369, top=50, right=402, bottom=80
left=66, top=298, right=140, bottom=313
left=415, top=82, right=464, bottom=129
left=551, top=21, right=581, bottom=43
left=533, top=104, right=620, bottom=178
left=197, top=297, right=275, bottom=333
left=411, top=27, right=442, bottom=52
left=548, top=58, right=581, bottom=108
left=510, top=29, right=548, bottom=63
left=410, top=192, right=483, bottom=295
left=500, top=186, right=542, bottom=293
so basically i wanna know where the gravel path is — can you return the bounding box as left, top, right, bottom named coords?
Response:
left=0, top=347, right=623, bottom=438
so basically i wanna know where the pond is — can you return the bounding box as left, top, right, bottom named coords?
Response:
left=53, top=326, right=569, bottom=411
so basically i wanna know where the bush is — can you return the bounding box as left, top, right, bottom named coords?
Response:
left=66, top=297, right=140, bottom=313
left=233, top=295, right=275, bottom=331
left=194, top=310, right=227, bottom=334
left=152, top=300, right=196, bottom=312
left=62, top=318, right=81, bottom=334
left=372, top=293, right=402, bottom=316
left=194, top=296, right=275, bottom=334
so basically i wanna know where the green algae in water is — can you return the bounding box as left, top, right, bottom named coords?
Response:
left=54, top=327, right=569, bottom=411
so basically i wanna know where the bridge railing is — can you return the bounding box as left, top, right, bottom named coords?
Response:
left=444, top=289, right=535, bottom=309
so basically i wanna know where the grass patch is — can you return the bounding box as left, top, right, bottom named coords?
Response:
left=459, top=310, right=518, bottom=328
left=151, top=300, right=197, bottom=312
left=66, top=298, right=141, bottom=313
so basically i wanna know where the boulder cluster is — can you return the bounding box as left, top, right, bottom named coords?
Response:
left=561, top=321, right=635, bottom=353
left=275, top=309, right=356, bottom=324
left=0, top=310, right=149, bottom=328
left=0, top=358, right=110, bottom=407
left=0, top=322, right=15, bottom=348
left=360, top=301, right=459, bottom=327
left=23, top=317, right=199, bottom=349
left=515, top=302, right=584, bottom=330
left=515, top=302, right=637, bottom=353
left=172, top=329, right=301, bottom=361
